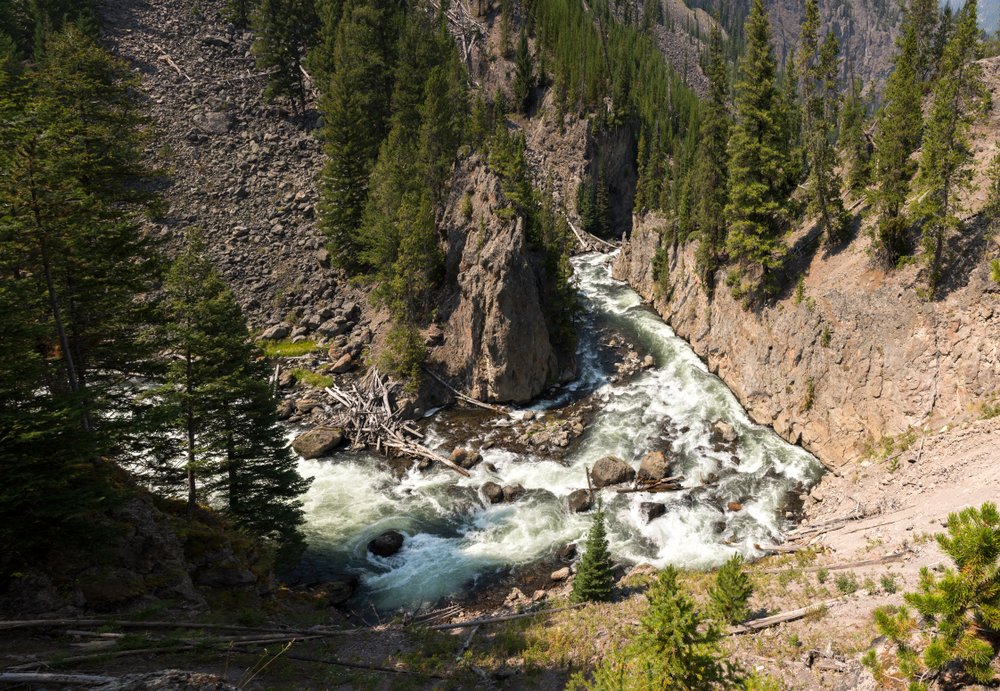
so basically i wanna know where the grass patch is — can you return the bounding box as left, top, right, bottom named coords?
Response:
left=291, top=368, right=333, bottom=389
left=260, top=339, right=320, bottom=358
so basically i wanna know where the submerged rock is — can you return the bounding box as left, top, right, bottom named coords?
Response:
left=591, top=456, right=636, bottom=488
left=639, top=502, right=666, bottom=523
left=502, top=484, right=526, bottom=502
left=557, top=543, right=578, bottom=561
left=567, top=489, right=593, bottom=513
left=291, top=427, right=343, bottom=459
left=482, top=481, right=504, bottom=504
left=710, top=420, right=738, bottom=445
left=637, top=450, right=670, bottom=482
left=368, top=530, right=404, bottom=557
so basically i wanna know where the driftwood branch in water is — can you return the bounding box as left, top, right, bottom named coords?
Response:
left=616, top=476, right=685, bottom=494
left=757, top=550, right=910, bottom=575
left=426, top=604, right=585, bottom=631
left=727, top=597, right=843, bottom=635
left=422, top=367, right=508, bottom=413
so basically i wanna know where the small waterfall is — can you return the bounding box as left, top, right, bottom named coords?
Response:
left=296, top=252, right=824, bottom=611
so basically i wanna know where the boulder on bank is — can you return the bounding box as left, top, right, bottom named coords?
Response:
left=260, top=323, right=290, bottom=340
left=291, top=427, right=344, bottom=459
left=450, top=447, right=483, bottom=469
left=591, top=456, right=636, bottom=488
left=482, top=481, right=505, bottom=504
left=637, top=450, right=670, bottom=482
left=368, top=530, right=405, bottom=557
left=550, top=567, right=571, bottom=581
left=640, top=502, right=666, bottom=523
left=567, top=489, right=593, bottom=513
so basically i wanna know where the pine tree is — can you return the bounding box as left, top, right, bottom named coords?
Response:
left=724, top=0, right=788, bottom=298
left=571, top=503, right=615, bottom=603
left=227, top=0, right=259, bottom=25
left=304, top=0, right=344, bottom=88
left=708, top=554, right=753, bottom=624
left=839, top=76, right=870, bottom=195
left=512, top=26, right=534, bottom=114
left=798, top=2, right=848, bottom=245
left=915, top=0, right=988, bottom=295
left=870, top=16, right=923, bottom=266
left=157, top=232, right=310, bottom=559
left=693, top=26, right=730, bottom=293
left=578, top=567, right=742, bottom=689
left=252, top=0, right=317, bottom=110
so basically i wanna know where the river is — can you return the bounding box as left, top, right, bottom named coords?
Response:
left=295, top=252, right=823, bottom=611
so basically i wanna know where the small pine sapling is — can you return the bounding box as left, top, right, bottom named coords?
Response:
left=708, top=553, right=754, bottom=624
left=571, top=502, right=616, bottom=603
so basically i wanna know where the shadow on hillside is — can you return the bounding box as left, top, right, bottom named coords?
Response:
left=932, top=214, right=996, bottom=299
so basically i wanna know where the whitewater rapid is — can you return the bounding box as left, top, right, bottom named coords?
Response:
left=296, top=252, right=823, bottom=611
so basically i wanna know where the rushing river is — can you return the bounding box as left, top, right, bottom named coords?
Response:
left=296, top=252, right=823, bottom=611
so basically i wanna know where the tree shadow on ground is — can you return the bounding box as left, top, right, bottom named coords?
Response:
left=931, top=214, right=996, bottom=299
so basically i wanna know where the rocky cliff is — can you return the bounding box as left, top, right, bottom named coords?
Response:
left=614, top=214, right=1000, bottom=468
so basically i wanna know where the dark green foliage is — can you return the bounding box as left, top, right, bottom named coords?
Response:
left=512, top=27, right=534, bottom=114
left=839, top=77, right=870, bottom=195
left=304, top=0, right=344, bottom=87
left=574, top=567, right=743, bottom=689
left=870, top=13, right=923, bottom=267
left=798, top=1, right=848, bottom=245
left=0, top=26, right=158, bottom=575
left=252, top=0, right=317, bottom=110
left=0, top=0, right=98, bottom=56
left=874, top=502, right=1000, bottom=685
left=693, top=27, right=730, bottom=293
left=155, top=231, right=310, bottom=563
left=708, top=553, right=753, bottom=625
left=724, top=0, right=788, bottom=299
left=570, top=504, right=615, bottom=603
left=915, top=0, right=988, bottom=295
left=227, top=0, right=259, bottom=26
left=576, top=165, right=612, bottom=238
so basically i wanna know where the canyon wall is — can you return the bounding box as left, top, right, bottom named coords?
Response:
left=613, top=215, right=1000, bottom=468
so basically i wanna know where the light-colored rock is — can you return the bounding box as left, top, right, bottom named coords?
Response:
left=637, top=450, right=670, bottom=482
left=727, top=501, right=744, bottom=512
left=550, top=567, right=571, bottom=581
left=291, top=427, right=343, bottom=459
left=590, top=456, right=636, bottom=488
left=331, top=352, right=353, bottom=374
left=260, top=324, right=289, bottom=340
left=450, top=447, right=483, bottom=469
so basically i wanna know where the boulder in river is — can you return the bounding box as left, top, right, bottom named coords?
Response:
left=482, top=481, right=505, bottom=504
left=291, top=427, right=344, bottom=459
left=637, top=450, right=670, bottom=482
left=591, top=456, right=636, bottom=488
left=640, top=502, right=666, bottom=523
left=450, top=447, right=483, bottom=470
left=567, top=489, right=593, bottom=513
left=368, top=530, right=404, bottom=557
left=727, top=501, right=744, bottom=512
left=557, top=543, right=578, bottom=561
left=502, top=484, right=526, bottom=502
left=710, top=420, right=738, bottom=445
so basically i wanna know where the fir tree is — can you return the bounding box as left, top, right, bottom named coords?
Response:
left=571, top=503, right=615, bottom=603
left=915, top=0, right=988, bottom=295
left=157, top=232, right=310, bottom=559
left=798, top=2, right=849, bottom=245
left=839, top=77, right=870, bottom=195
left=708, top=553, right=753, bottom=625
left=304, top=0, right=344, bottom=88
left=252, top=0, right=317, bottom=110
left=870, top=15, right=923, bottom=266
left=693, top=26, right=730, bottom=293
left=512, top=26, right=534, bottom=114
left=724, top=0, right=788, bottom=298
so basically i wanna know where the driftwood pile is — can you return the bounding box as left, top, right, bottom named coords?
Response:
left=616, top=475, right=685, bottom=494
left=323, top=368, right=470, bottom=477
left=566, top=215, right=620, bottom=254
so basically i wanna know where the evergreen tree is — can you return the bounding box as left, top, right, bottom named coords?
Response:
left=839, top=76, right=870, bottom=195
left=908, top=0, right=942, bottom=83
left=724, top=0, right=788, bottom=299
left=227, top=0, right=259, bottom=26
left=798, top=2, right=848, bottom=245
left=512, top=26, right=534, bottom=114
left=693, top=26, right=730, bottom=293
left=252, top=0, right=317, bottom=110
left=870, top=16, right=923, bottom=266
left=708, top=553, right=753, bottom=625
left=157, top=232, right=310, bottom=559
left=304, top=0, right=344, bottom=88
left=571, top=503, right=616, bottom=603
left=576, top=567, right=743, bottom=689
left=915, top=0, right=988, bottom=295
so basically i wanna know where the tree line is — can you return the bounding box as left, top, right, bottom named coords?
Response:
left=0, top=19, right=310, bottom=576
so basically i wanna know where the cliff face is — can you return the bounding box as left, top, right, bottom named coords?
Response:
left=430, top=158, right=567, bottom=403
left=613, top=215, right=1000, bottom=468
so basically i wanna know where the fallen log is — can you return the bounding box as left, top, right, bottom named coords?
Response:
left=0, top=673, right=116, bottom=686
left=616, top=480, right=684, bottom=494
left=422, top=367, right=507, bottom=413
left=757, top=550, right=910, bottom=575
left=426, top=603, right=586, bottom=631
left=727, top=597, right=842, bottom=635
left=0, top=619, right=353, bottom=635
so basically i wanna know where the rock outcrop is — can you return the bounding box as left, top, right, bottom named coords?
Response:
left=613, top=210, right=1000, bottom=468
left=291, top=428, right=343, bottom=459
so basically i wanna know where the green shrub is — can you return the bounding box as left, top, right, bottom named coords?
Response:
left=460, top=193, right=474, bottom=220
left=708, top=554, right=753, bottom=625
left=570, top=503, right=615, bottom=604
left=873, top=503, right=1000, bottom=686
left=835, top=572, right=858, bottom=594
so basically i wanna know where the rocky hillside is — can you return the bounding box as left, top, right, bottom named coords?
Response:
left=613, top=57, right=1000, bottom=469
